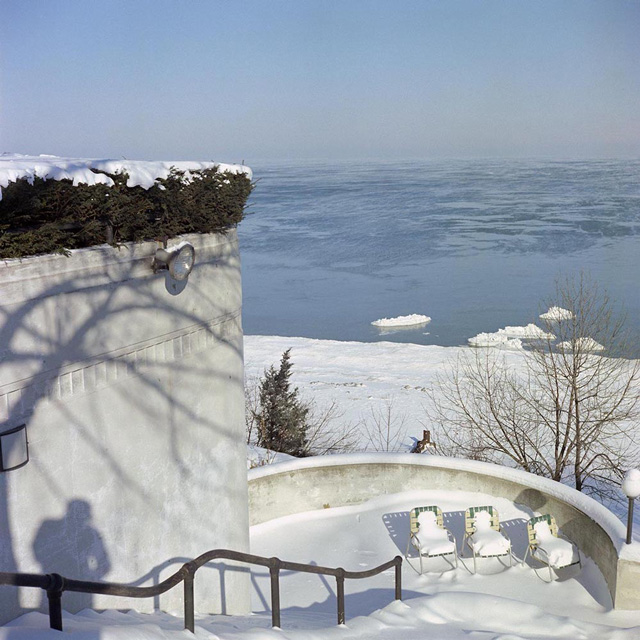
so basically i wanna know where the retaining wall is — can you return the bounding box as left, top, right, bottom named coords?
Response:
left=0, top=231, right=249, bottom=623
left=248, top=453, right=640, bottom=610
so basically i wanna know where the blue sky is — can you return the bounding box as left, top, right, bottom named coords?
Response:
left=1, top=0, right=639, bottom=162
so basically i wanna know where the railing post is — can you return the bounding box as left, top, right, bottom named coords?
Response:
left=269, top=557, right=281, bottom=628
left=183, top=563, right=196, bottom=633
left=336, top=568, right=345, bottom=625
left=394, top=556, right=402, bottom=601
left=46, top=573, right=65, bottom=632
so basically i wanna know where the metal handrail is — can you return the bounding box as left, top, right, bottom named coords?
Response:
left=0, top=549, right=403, bottom=632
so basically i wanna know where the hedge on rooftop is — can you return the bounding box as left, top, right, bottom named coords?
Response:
left=0, top=167, right=253, bottom=259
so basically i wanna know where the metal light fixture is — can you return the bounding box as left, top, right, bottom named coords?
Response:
left=153, top=242, right=196, bottom=281
left=622, top=469, right=640, bottom=544
left=0, top=424, right=29, bottom=472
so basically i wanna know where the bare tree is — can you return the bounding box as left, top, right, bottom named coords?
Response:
left=244, top=373, right=261, bottom=445
left=362, top=398, right=409, bottom=452
left=302, top=400, right=359, bottom=456
left=428, top=274, right=640, bottom=500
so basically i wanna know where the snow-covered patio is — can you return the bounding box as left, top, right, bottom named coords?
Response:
left=4, top=488, right=640, bottom=639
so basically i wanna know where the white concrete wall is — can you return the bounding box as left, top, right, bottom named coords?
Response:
left=0, top=231, right=249, bottom=623
left=248, top=453, right=640, bottom=610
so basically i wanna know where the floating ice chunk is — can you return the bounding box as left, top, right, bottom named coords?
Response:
left=371, top=314, right=431, bottom=328
left=557, top=337, right=604, bottom=352
left=468, top=324, right=553, bottom=348
left=468, top=333, right=523, bottom=349
left=497, top=324, right=554, bottom=339
left=540, top=306, right=574, bottom=321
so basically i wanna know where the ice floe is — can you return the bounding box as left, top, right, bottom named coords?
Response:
left=468, top=333, right=524, bottom=349
left=371, top=314, right=431, bottom=328
left=468, top=323, right=554, bottom=348
left=540, top=306, right=574, bottom=321
left=557, top=337, right=605, bottom=352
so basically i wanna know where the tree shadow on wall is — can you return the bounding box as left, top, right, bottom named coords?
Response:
left=0, top=239, right=244, bottom=620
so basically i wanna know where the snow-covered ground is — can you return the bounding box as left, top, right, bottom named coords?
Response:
left=4, top=334, right=640, bottom=639
left=247, top=444, right=295, bottom=469
left=244, top=335, right=640, bottom=535
left=243, top=335, right=527, bottom=449
left=5, top=489, right=640, bottom=639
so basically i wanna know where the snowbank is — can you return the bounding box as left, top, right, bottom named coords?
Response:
left=247, top=444, right=295, bottom=469
left=6, top=486, right=640, bottom=638
left=371, top=314, right=431, bottom=327
left=0, top=153, right=252, bottom=200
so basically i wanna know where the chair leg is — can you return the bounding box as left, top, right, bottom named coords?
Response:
left=419, top=552, right=423, bottom=575
left=548, top=561, right=553, bottom=582
left=405, top=537, right=412, bottom=560
left=473, top=549, right=477, bottom=574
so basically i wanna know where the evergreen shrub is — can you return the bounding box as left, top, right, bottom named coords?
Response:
left=254, top=349, right=311, bottom=457
left=0, top=167, right=252, bottom=259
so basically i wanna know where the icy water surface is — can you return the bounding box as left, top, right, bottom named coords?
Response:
left=239, top=159, right=640, bottom=347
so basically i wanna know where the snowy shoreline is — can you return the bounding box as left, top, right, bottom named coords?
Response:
left=244, top=334, right=639, bottom=530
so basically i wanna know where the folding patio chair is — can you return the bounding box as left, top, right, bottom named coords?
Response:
left=463, top=505, right=513, bottom=573
left=405, top=505, right=458, bottom=573
left=522, top=514, right=581, bottom=581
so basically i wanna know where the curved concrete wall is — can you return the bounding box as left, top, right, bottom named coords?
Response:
left=0, top=231, right=249, bottom=623
left=248, top=453, right=640, bottom=610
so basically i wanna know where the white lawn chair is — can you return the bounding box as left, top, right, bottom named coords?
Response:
left=406, top=505, right=458, bottom=573
left=522, top=514, right=581, bottom=581
left=463, top=506, right=513, bottom=573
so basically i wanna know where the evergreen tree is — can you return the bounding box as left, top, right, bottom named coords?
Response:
left=254, top=349, right=310, bottom=456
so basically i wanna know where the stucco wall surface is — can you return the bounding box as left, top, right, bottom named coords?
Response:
left=0, top=231, right=249, bottom=623
left=248, top=453, right=640, bottom=610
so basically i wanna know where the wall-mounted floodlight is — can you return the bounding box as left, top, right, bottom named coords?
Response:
left=0, top=424, right=29, bottom=472
left=623, top=469, right=640, bottom=544
left=153, top=241, right=196, bottom=281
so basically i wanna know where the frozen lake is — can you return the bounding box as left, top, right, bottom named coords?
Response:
left=239, top=158, right=640, bottom=347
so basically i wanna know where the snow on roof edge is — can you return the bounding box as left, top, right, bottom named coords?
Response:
left=249, top=452, right=634, bottom=557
